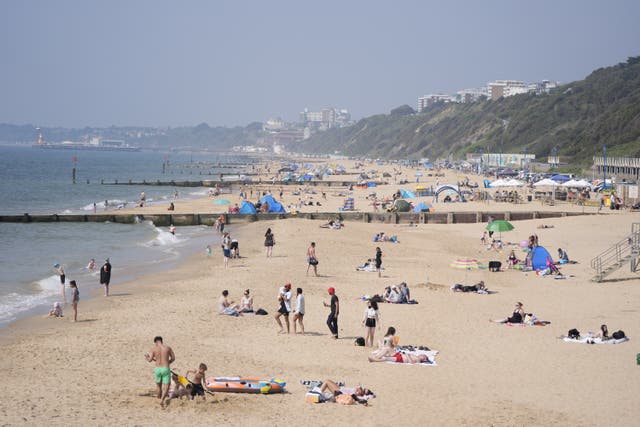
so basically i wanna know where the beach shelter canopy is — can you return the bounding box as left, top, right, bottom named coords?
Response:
left=563, top=179, right=591, bottom=188
left=533, top=178, right=559, bottom=187
left=551, top=174, right=571, bottom=183
left=259, top=195, right=286, bottom=213
left=531, top=246, right=554, bottom=270
left=400, top=189, right=416, bottom=199
left=214, top=199, right=230, bottom=205
left=413, top=201, right=432, bottom=212
left=504, top=179, right=525, bottom=186
left=239, top=200, right=257, bottom=214
left=415, top=172, right=423, bottom=177
left=394, top=199, right=411, bottom=212
left=490, top=179, right=508, bottom=187
left=434, top=184, right=464, bottom=202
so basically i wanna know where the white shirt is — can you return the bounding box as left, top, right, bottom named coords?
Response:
left=295, top=294, right=305, bottom=315
left=282, top=290, right=292, bottom=311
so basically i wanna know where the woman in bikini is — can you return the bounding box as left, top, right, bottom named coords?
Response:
left=368, top=352, right=430, bottom=364
left=370, top=326, right=396, bottom=357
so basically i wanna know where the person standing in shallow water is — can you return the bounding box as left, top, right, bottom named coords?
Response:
left=100, top=258, right=112, bottom=297
left=53, top=263, right=67, bottom=304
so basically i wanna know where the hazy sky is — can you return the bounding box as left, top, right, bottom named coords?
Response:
left=1, top=0, right=639, bottom=128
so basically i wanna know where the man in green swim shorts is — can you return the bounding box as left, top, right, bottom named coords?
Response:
left=145, top=336, right=176, bottom=408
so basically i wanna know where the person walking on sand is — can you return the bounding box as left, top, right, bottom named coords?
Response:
left=375, top=247, right=383, bottom=278
left=264, top=228, right=275, bottom=258
left=54, top=263, right=67, bottom=304
left=144, top=336, right=175, bottom=409
left=275, top=283, right=292, bottom=334
left=69, top=280, right=79, bottom=322
left=293, top=287, right=305, bottom=335
left=306, top=242, right=319, bottom=276
left=100, top=258, right=112, bottom=297
left=323, top=287, right=339, bottom=339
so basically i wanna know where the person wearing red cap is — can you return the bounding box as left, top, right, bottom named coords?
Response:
left=323, top=287, right=339, bottom=339
left=275, top=283, right=292, bottom=334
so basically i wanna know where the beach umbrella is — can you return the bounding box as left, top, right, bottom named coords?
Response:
left=214, top=199, right=230, bottom=205
left=415, top=172, right=423, bottom=177
left=551, top=174, right=571, bottom=183
left=486, top=219, right=514, bottom=240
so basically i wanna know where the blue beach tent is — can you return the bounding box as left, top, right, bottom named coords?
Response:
left=259, top=195, right=286, bottom=213
left=413, top=202, right=431, bottom=212
left=400, top=189, right=416, bottom=199
left=239, top=200, right=257, bottom=214
left=531, top=246, right=554, bottom=270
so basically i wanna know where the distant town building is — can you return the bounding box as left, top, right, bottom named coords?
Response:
left=417, top=94, right=455, bottom=112
left=299, top=107, right=351, bottom=130
left=455, top=88, right=488, bottom=103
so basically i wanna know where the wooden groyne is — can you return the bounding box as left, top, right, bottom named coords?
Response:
left=0, top=210, right=596, bottom=227
left=99, top=179, right=382, bottom=188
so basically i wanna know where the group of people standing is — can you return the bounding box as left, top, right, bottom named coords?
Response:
left=50, top=258, right=111, bottom=322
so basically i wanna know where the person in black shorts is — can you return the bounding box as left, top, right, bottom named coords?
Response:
left=185, top=363, right=208, bottom=400
left=275, top=283, right=292, bottom=334
left=375, top=247, right=382, bottom=278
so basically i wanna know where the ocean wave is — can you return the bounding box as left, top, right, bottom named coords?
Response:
left=0, top=292, right=60, bottom=325
left=142, top=224, right=183, bottom=247
left=82, top=199, right=128, bottom=211
left=37, top=275, right=63, bottom=293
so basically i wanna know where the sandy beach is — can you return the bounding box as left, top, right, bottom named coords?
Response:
left=2, top=161, right=639, bottom=427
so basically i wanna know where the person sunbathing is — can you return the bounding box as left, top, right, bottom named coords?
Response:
left=320, top=380, right=374, bottom=403
left=368, top=352, right=430, bottom=364
left=370, top=327, right=397, bottom=358
left=384, top=286, right=401, bottom=303
left=491, top=302, right=525, bottom=324
left=452, top=281, right=486, bottom=293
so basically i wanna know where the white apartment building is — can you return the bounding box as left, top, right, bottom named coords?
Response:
left=299, top=107, right=351, bottom=128
left=417, top=94, right=455, bottom=112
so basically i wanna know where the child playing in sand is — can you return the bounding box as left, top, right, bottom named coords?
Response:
left=168, top=373, right=191, bottom=400
left=185, top=363, right=208, bottom=400
left=46, top=302, right=63, bottom=317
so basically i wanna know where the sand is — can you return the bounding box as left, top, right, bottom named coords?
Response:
left=2, top=160, right=639, bottom=426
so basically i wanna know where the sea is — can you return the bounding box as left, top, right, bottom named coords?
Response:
left=0, top=145, right=255, bottom=327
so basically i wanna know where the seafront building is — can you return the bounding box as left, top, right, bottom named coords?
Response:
left=418, top=79, right=559, bottom=111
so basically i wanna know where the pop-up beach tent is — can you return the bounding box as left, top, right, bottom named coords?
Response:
left=400, top=189, right=416, bottom=199
left=239, top=200, right=257, bottom=214
left=259, top=195, right=286, bottom=213
left=394, top=199, right=411, bottom=212
left=413, top=201, right=432, bottom=212
left=531, top=246, right=554, bottom=270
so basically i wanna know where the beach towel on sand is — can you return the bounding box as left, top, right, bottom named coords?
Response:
left=386, top=348, right=439, bottom=366
left=563, top=337, right=629, bottom=344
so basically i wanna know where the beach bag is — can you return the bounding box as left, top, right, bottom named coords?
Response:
left=354, top=337, right=365, bottom=346
left=568, top=328, right=580, bottom=339
left=335, top=394, right=355, bottom=405
left=612, top=330, right=626, bottom=340
left=255, top=308, right=268, bottom=315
